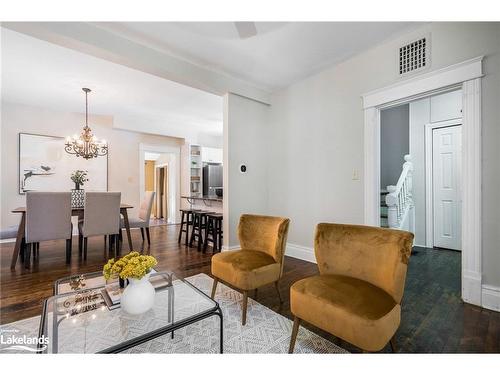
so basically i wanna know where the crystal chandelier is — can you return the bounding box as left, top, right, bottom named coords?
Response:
left=65, top=88, right=108, bottom=159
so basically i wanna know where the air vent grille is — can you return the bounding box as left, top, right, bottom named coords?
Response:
left=399, top=37, right=427, bottom=75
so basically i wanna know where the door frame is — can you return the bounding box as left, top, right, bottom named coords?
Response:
left=362, top=56, right=483, bottom=307
left=424, top=119, right=462, bottom=249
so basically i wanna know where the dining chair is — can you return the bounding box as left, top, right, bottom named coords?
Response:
left=120, top=191, right=155, bottom=246
left=79, top=192, right=121, bottom=259
left=25, top=192, right=72, bottom=268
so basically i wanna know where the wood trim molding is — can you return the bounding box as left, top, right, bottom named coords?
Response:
left=363, top=58, right=483, bottom=308
left=461, top=78, right=482, bottom=306
left=286, top=243, right=316, bottom=264
left=362, top=56, right=483, bottom=109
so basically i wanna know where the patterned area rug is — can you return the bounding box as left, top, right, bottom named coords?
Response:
left=0, top=273, right=346, bottom=354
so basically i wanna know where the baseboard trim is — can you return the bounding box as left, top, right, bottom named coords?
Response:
left=286, top=243, right=316, bottom=263
left=462, top=271, right=482, bottom=306
left=481, top=284, right=500, bottom=312
left=221, top=245, right=240, bottom=251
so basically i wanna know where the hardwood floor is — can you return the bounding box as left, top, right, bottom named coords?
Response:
left=0, top=226, right=498, bottom=353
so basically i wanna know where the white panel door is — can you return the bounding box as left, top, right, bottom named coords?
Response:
left=432, top=125, right=462, bottom=250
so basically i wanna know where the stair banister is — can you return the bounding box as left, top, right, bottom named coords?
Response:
left=385, top=154, right=413, bottom=229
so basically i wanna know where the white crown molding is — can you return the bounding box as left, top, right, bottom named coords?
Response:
left=362, top=56, right=484, bottom=109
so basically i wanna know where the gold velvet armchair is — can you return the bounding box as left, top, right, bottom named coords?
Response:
left=289, top=223, right=414, bottom=353
left=211, top=214, right=290, bottom=325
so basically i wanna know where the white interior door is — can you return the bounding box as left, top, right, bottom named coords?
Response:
left=432, top=125, right=462, bottom=250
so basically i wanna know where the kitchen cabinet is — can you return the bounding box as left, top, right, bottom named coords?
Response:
left=202, top=147, right=223, bottom=163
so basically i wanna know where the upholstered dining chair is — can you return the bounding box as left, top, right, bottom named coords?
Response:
left=25, top=192, right=72, bottom=267
left=288, top=223, right=414, bottom=353
left=210, top=214, right=290, bottom=325
left=79, top=192, right=121, bottom=259
left=120, top=191, right=155, bottom=246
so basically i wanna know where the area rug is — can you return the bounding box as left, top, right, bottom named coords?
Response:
left=0, top=273, right=346, bottom=354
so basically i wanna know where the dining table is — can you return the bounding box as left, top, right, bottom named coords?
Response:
left=10, top=204, right=134, bottom=269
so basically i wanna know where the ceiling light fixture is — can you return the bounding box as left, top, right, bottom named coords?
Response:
left=65, top=88, right=108, bottom=159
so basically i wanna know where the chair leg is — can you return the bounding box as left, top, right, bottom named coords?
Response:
left=178, top=212, right=184, bottom=243
left=242, top=291, right=248, bottom=326
left=24, top=243, right=31, bottom=269
left=140, top=228, right=145, bottom=241
left=83, top=237, right=88, bottom=260
left=145, top=227, right=151, bottom=245
left=65, top=238, right=72, bottom=264
left=210, top=278, right=219, bottom=299
left=289, top=316, right=301, bottom=353
left=275, top=281, right=283, bottom=304
left=20, top=237, right=26, bottom=262
left=78, top=234, right=83, bottom=256
left=254, top=288, right=258, bottom=299
left=104, top=235, right=107, bottom=248
left=390, top=337, right=397, bottom=353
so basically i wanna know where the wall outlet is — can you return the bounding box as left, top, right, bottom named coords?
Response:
left=352, top=169, right=360, bottom=180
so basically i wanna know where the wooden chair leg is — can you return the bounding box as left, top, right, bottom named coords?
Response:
left=78, top=234, right=83, bottom=255
left=145, top=227, right=151, bottom=245
left=83, top=237, right=88, bottom=260
left=177, top=212, right=184, bottom=243
left=275, top=281, right=283, bottom=304
left=65, top=238, right=72, bottom=264
left=24, top=243, right=32, bottom=269
left=254, top=288, right=258, bottom=299
left=140, top=228, right=145, bottom=241
left=289, top=316, right=301, bottom=353
left=390, top=337, right=397, bottom=353
left=242, top=291, right=248, bottom=326
left=210, top=278, right=219, bottom=299
left=104, top=235, right=107, bottom=248
left=20, top=237, right=26, bottom=262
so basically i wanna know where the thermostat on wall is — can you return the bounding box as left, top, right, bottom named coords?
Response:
left=239, top=164, right=247, bottom=174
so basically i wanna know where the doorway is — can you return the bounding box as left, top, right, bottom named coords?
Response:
left=427, top=123, right=462, bottom=251
left=155, top=165, right=168, bottom=220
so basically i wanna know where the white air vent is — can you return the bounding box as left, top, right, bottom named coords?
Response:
left=399, top=37, right=428, bottom=75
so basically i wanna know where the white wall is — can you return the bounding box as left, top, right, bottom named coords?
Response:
left=223, top=93, right=270, bottom=247
left=380, top=104, right=409, bottom=189
left=267, top=22, right=500, bottom=287
left=1, top=101, right=183, bottom=228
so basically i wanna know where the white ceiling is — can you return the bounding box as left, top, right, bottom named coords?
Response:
left=1, top=28, right=224, bottom=138
left=94, top=22, right=422, bottom=91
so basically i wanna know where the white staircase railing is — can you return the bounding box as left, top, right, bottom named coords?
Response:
left=385, top=154, right=414, bottom=230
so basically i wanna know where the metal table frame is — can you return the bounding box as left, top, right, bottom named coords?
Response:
left=38, top=271, right=223, bottom=353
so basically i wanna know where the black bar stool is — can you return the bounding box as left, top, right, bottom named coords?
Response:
left=178, top=209, right=194, bottom=246
left=204, top=213, right=223, bottom=253
left=189, top=211, right=214, bottom=251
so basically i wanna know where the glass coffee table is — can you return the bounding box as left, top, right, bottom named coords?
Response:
left=38, top=271, right=223, bottom=353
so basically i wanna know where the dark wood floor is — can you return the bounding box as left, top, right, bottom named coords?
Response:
left=1, top=225, right=498, bottom=353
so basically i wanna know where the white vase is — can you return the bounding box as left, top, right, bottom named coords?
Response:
left=120, top=274, right=155, bottom=315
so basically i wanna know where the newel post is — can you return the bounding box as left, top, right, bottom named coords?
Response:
left=385, top=185, right=398, bottom=228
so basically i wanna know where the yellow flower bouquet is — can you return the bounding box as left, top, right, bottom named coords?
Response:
left=103, top=251, right=157, bottom=281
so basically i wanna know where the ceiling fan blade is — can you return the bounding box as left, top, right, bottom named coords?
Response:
left=234, top=22, right=257, bottom=39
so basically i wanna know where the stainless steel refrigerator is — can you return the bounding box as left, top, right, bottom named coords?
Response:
left=203, top=163, right=223, bottom=197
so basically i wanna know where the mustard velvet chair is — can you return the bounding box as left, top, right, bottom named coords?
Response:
left=289, top=223, right=414, bottom=353
left=210, top=214, right=290, bottom=325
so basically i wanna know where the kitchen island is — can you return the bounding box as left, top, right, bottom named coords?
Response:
left=181, top=195, right=222, bottom=213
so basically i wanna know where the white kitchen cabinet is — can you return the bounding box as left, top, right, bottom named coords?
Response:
left=202, top=147, right=223, bottom=163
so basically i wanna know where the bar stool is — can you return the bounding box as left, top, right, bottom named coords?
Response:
left=189, top=210, right=214, bottom=251
left=178, top=209, right=194, bottom=246
left=204, top=213, right=223, bottom=253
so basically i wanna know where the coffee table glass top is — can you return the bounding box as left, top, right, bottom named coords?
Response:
left=40, top=271, right=218, bottom=353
